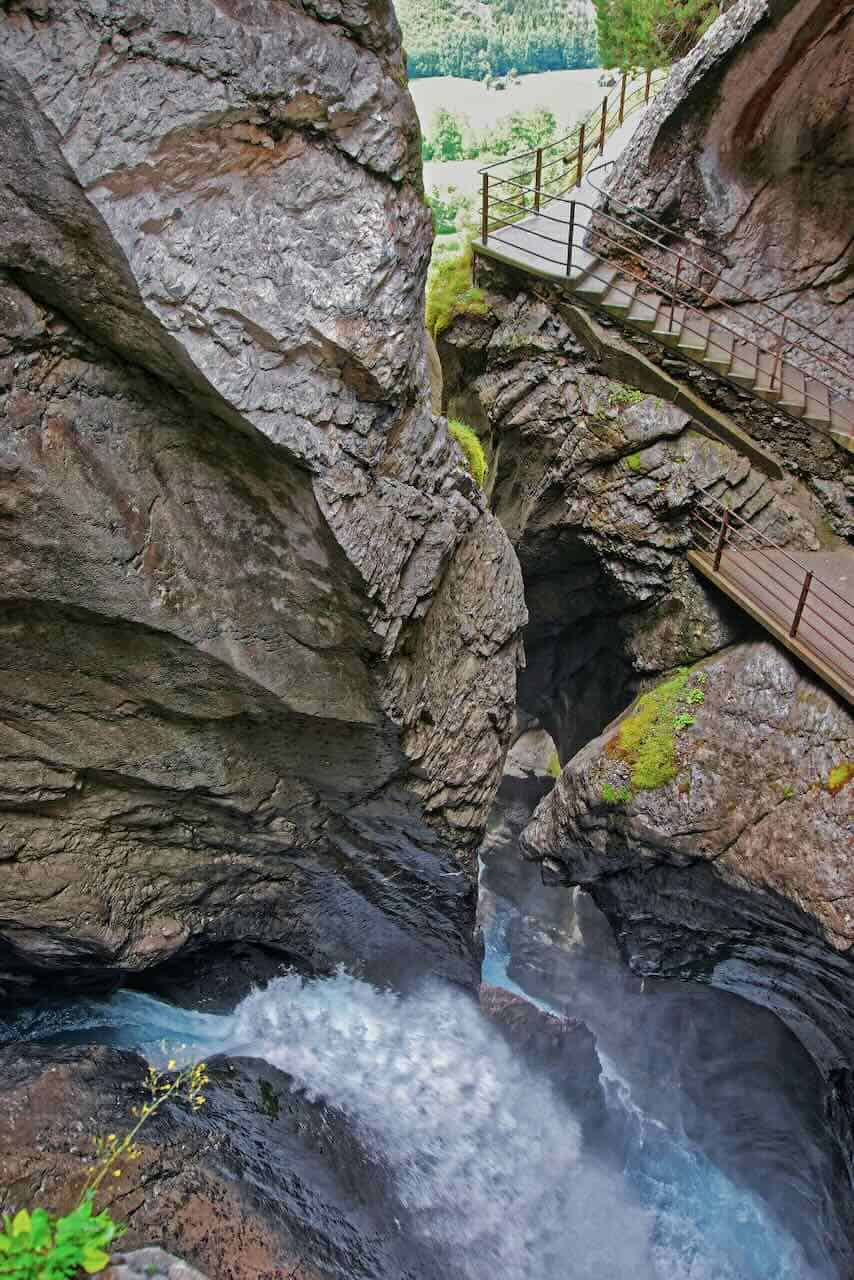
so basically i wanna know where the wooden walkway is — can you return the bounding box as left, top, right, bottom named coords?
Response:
left=688, top=546, right=854, bottom=706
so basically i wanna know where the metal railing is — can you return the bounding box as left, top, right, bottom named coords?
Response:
left=479, top=68, right=667, bottom=240
left=584, top=156, right=853, bottom=380
left=692, top=492, right=854, bottom=693
left=477, top=179, right=854, bottom=438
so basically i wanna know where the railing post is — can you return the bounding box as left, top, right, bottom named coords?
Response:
left=669, top=257, right=681, bottom=333
left=619, top=71, right=627, bottom=125
left=599, top=96, right=608, bottom=155
left=713, top=509, right=729, bottom=571
left=644, top=68, right=652, bottom=103
left=790, top=571, right=812, bottom=638
left=566, top=200, right=576, bottom=277
left=575, top=122, right=586, bottom=188
left=771, top=316, right=787, bottom=395
left=534, top=147, right=543, bottom=214
left=482, top=172, right=489, bottom=244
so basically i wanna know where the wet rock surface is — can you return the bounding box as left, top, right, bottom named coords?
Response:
left=0, top=1041, right=444, bottom=1280
left=522, top=640, right=854, bottom=1215
left=0, top=0, right=525, bottom=994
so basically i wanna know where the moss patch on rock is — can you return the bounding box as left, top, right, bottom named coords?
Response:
left=448, top=419, right=487, bottom=487
left=546, top=750, right=561, bottom=779
left=426, top=239, right=488, bottom=337
left=825, top=762, right=853, bottom=795
left=625, top=451, right=642, bottom=472
left=606, top=666, right=706, bottom=791
left=608, top=382, right=645, bottom=408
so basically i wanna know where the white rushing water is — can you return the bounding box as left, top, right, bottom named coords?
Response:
left=2, top=974, right=819, bottom=1280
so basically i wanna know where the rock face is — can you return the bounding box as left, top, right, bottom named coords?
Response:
left=439, top=286, right=826, bottom=763
left=0, top=2, right=525, bottom=993
left=522, top=641, right=854, bottom=1198
left=606, top=0, right=854, bottom=384
left=0, top=1042, right=440, bottom=1280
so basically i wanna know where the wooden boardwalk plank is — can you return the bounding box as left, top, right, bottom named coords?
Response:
left=688, top=547, right=854, bottom=706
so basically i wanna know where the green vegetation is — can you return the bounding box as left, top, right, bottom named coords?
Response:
left=607, top=666, right=706, bottom=791
left=608, top=382, right=645, bottom=407
left=426, top=238, right=488, bottom=337
left=825, top=762, right=853, bottom=795
left=448, top=420, right=487, bottom=486
left=422, top=106, right=560, bottom=163
left=781, top=783, right=795, bottom=800
left=546, top=750, right=561, bottom=779
left=593, top=0, right=721, bottom=70
left=687, top=686, right=705, bottom=705
left=601, top=782, right=631, bottom=805
left=0, top=1060, right=210, bottom=1278
left=625, top=452, right=642, bottom=472
left=398, top=0, right=598, bottom=80
left=427, top=185, right=475, bottom=235
left=257, top=1079, right=281, bottom=1120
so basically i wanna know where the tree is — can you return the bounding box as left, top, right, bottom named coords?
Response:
left=593, top=0, right=721, bottom=70
left=429, top=108, right=466, bottom=160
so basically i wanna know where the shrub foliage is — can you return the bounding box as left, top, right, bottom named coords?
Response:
left=448, top=420, right=487, bottom=487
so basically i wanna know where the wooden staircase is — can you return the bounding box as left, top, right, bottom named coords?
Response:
left=573, top=261, right=853, bottom=451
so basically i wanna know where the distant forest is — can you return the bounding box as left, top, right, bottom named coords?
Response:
left=397, top=0, right=599, bottom=79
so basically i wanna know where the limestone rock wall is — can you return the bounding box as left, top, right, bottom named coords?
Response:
left=0, top=0, right=525, bottom=993
left=439, top=285, right=824, bottom=763
left=605, top=0, right=854, bottom=390
left=522, top=641, right=854, bottom=1210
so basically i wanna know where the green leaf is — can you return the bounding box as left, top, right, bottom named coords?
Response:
left=81, top=1246, right=111, bottom=1274
left=11, top=1210, right=31, bottom=1236
left=0, top=1235, right=10, bottom=1252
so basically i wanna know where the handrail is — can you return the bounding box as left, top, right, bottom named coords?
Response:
left=478, top=68, right=667, bottom=176
left=585, top=157, right=853, bottom=368
left=691, top=495, right=854, bottom=693
left=485, top=181, right=851, bottom=389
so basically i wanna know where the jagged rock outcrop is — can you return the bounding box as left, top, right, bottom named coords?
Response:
left=0, top=1, right=526, bottom=994
left=606, top=0, right=854, bottom=389
left=440, top=286, right=827, bottom=761
left=522, top=640, right=854, bottom=1197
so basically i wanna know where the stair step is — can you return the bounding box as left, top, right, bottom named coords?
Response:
left=573, top=259, right=620, bottom=300
left=803, top=378, right=831, bottom=426
left=776, top=363, right=806, bottom=415
left=600, top=276, right=638, bottom=316
left=729, top=339, right=759, bottom=387
left=651, top=303, right=685, bottom=343
left=702, top=324, right=734, bottom=373
left=830, top=399, right=854, bottom=441
left=625, top=291, right=661, bottom=330
left=677, top=312, right=711, bottom=356
left=754, top=350, right=782, bottom=402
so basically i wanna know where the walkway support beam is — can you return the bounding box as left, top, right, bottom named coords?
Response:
left=482, top=173, right=489, bottom=244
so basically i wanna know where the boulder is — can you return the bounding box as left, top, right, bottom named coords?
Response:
left=0, top=0, right=526, bottom=993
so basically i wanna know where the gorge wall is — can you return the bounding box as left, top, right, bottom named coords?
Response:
left=606, top=0, right=853, bottom=388
left=0, top=0, right=526, bottom=996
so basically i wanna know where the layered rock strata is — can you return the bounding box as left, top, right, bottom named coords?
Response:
left=0, top=0, right=525, bottom=994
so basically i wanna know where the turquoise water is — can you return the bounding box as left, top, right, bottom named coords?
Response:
left=0, top=966, right=822, bottom=1280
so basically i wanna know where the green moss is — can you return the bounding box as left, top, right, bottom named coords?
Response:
left=625, top=452, right=643, bottom=472
left=426, top=239, right=488, bottom=337
left=546, top=750, right=561, bottom=779
left=608, top=381, right=646, bottom=408
left=602, top=782, right=631, bottom=806
left=608, top=666, right=705, bottom=791
left=448, top=419, right=487, bottom=487
left=781, top=783, right=794, bottom=799
left=826, top=762, right=853, bottom=795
